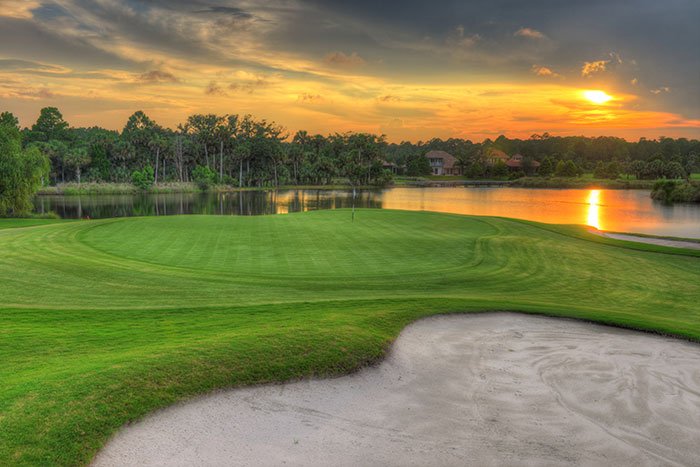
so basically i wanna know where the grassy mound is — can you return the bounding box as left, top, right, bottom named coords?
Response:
left=1, top=209, right=699, bottom=465
left=77, top=212, right=495, bottom=276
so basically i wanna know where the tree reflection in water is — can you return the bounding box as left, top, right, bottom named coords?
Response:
left=33, top=187, right=700, bottom=238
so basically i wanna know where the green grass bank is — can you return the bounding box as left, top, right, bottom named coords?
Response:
left=511, top=176, right=658, bottom=189
left=1, top=209, right=699, bottom=465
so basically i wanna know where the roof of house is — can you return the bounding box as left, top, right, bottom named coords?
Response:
left=424, top=150, right=458, bottom=169
left=485, top=148, right=509, bottom=161
left=506, top=155, right=541, bottom=168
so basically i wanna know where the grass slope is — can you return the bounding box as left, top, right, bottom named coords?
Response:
left=0, top=218, right=72, bottom=230
left=1, top=209, right=699, bottom=465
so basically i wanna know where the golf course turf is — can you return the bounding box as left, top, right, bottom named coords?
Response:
left=1, top=209, right=699, bottom=465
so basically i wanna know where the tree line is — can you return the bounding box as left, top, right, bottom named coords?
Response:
left=388, top=132, right=700, bottom=179
left=3, top=107, right=392, bottom=191
left=2, top=106, right=700, bottom=215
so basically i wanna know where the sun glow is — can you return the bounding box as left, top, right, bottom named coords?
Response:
left=586, top=189, right=602, bottom=230
left=583, top=90, right=613, bottom=105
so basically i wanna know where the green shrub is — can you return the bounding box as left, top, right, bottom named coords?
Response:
left=131, top=166, right=155, bottom=191
left=113, top=166, right=131, bottom=183
left=465, top=162, right=486, bottom=178
left=593, top=161, right=622, bottom=179
left=192, top=165, right=217, bottom=190
left=651, top=180, right=700, bottom=203
left=405, top=154, right=431, bottom=176
left=373, top=169, right=394, bottom=186
left=29, top=211, right=60, bottom=219
left=538, top=157, right=555, bottom=177
left=665, top=161, right=686, bottom=180
left=492, top=160, right=509, bottom=177
left=508, top=170, right=526, bottom=180
left=0, top=123, right=49, bottom=216
left=555, top=160, right=581, bottom=177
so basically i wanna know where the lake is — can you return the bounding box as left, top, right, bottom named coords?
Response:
left=34, top=187, right=700, bottom=238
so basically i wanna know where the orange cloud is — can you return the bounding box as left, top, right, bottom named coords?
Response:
left=0, top=1, right=40, bottom=19
left=515, top=27, right=546, bottom=39
left=2, top=55, right=698, bottom=143
left=531, top=65, right=561, bottom=78
left=581, top=60, right=609, bottom=77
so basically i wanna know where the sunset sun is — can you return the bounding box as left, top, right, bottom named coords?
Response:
left=583, top=90, right=613, bottom=105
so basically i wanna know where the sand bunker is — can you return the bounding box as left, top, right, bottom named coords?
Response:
left=93, top=313, right=700, bottom=466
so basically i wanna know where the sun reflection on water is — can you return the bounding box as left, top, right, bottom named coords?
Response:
left=587, top=189, right=602, bottom=230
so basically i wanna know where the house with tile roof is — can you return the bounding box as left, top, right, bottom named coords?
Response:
left=505, top=154, right=541, bottom=171
left=424, top=150, right=462, bottom=175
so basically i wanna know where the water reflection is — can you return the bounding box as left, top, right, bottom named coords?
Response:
left=34, top=190, right=384, bottom=219
left=34, top=187, right=700, bottom=238
left=586, top=190, right=602, bottom=230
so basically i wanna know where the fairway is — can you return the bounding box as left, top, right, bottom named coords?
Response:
left=1, top=209, right=699, bottom=466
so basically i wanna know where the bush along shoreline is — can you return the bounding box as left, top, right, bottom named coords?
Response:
left=37, top=182, right=201, bottom=195
left=650, top=180, right=700, bottom=203
left=35, top=181, right=392, bottom=196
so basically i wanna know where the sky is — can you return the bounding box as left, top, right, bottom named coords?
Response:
left=0, top=0, right=699, bottom=142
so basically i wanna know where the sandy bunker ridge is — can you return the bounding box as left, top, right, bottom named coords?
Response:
left=94, top=313, right=700, bottom=467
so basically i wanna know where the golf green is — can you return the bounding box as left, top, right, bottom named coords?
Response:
left=1, top=209, right=699, bottom=465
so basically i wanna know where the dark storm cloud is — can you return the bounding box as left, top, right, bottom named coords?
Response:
left=204, top=81, right=226, bottom=96
left=192, top=6, right=255, bottom=20
left=20, top=0, right=266, bottom=69
left=0, top=16, right=137, bottom=70
left=296, top=0, right=699, bottom=117
left=137, top=70, right=179, bottom=84
left=324, top=51, right=366, bottom=67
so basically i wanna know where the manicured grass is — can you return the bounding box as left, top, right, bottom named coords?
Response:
left=0, top=218, right=72, bottom=230
left=1, top=209, right=699, bottom=465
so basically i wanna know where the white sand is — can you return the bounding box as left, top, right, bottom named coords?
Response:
left=593, top=230, right=700, bottom=250
left=93, top=313, right=700, bottom=466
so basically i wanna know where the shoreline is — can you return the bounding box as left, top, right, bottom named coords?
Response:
left=510, top=176, right=661, bottom=190
left=37, top=182, right=383, bottom=196
left=36, top=178, right=660, bottom=196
